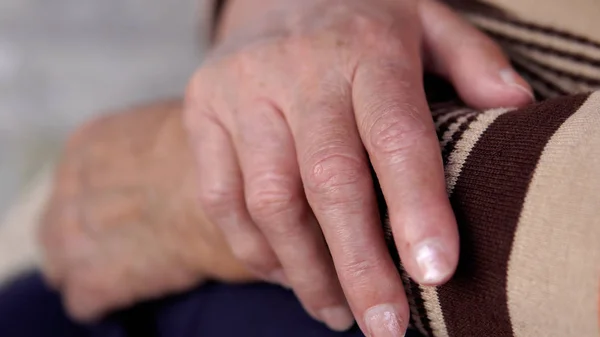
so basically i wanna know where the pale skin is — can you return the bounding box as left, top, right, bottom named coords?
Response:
left=40, top=101, right=259, bottom=318
left=40, top=0, right=534, bottom=336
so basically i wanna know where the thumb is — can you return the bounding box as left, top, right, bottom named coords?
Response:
left=419, top=0, right=534, bottom=109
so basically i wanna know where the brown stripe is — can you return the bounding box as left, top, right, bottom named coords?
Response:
left=509, top=49, right=600, bottom=87
left=437, top=94, right=589, bottom=337
left=471, top=12, right=600, bottom=51
left=400, top=266, right=433, bottom=336
left=508, top=52, right=592, bottom=95
left=409, top=281, right=433, bottom=336
left=517, top=77, right=561, bottom=100
left=467, top=12, right=600, bottom=57
left=431, top=101, right=464, bottom=117
left=509, top=45, right=600, bottom=82
left=511, top=61, right=570, bottom=96
left=485, top=30, right=600, bottom=69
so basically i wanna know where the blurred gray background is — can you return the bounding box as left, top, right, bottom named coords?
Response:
left=0, top=0, right=204, bottom=215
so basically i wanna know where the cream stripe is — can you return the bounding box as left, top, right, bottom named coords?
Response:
left=511, top=45, right=600, bottom=80
left=508, top=91, right=600, bottom=337
left=482, top=0, right=600, bottom=43
left=439, top=112, right=478, bottom=149
left=444, top=108, right=513, bottom=194
left=466, top=12, right=600, bottom=60
left=420, top=284, right=448, bottom=337
left=434, top=109, right=472, bottom=129
left=420, top=107, right=513, bottom=337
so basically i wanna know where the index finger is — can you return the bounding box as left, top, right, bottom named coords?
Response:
left=352, top=58, right=460, bottom=286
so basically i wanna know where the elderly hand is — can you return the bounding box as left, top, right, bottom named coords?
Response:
left=184, top=0, right=533, bottom=335
left=39, top=101, right=259, bottom=321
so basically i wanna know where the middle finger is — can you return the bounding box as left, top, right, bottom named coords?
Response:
left=288, top=79, right=410, bottom=336
left=235, top=100, right=354, bottom=331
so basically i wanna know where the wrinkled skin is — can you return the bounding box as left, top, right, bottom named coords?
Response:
left=39, top=101, right=257, bottom=321
left=186, top=0, right=532, bottom=333
left=40, top=0, right=534, bottom=334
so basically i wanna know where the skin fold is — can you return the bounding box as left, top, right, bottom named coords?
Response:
left=39, top=101, right=258, bottom=321
left=41, top=0, right=534, bottom=335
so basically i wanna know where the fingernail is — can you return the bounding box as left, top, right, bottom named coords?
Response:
left=413, top=239, right=453, bottom=284
left=499, top=68, right=535, bottom=102
left=268, top=269, right=290, bottom=288
left=319, top=306, right=355, bottom=331
left=364, top=304, right=406, bottom=337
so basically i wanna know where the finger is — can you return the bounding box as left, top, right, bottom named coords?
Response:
left=419, top=0, right=534, bottom=108
left=289, top=79, right=410, bottom=336
left=352, top=58, right=460, bottom=287
left=64, top=259, right=134, bottom=321
left=63, top=225, right=199, bottom=321
left=184, top=106, right=282, bottom=283
left=38, top=141, right=87, bottom=286
left=234, top=100, right=354, bottom=331
left=38, top=202, right=79, bottom=287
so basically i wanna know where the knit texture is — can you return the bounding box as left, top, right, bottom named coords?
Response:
left=1, top=1, right=599, bottom=336
left=384, top=92, right=600, bottom=337
left=388, top=3, right=600, bottom=335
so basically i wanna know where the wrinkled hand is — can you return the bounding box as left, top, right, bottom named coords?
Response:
left=185, top=0, right=533, bottom=334
left=39, top=101, right=257, bottom=321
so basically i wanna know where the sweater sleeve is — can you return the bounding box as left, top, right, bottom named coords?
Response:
left=390, top=4, right=600, bottom=334
left=388, top=88, right=600, bottom=337
left=198, top=0, right=225, bottom=46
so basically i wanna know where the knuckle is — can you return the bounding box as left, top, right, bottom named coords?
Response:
left=40, top=205, right=90, bottom=265
left=247, top=173, right=297, bottom=220
left=340, top=257, right=379, bottom=282
left=185, top=69, right=204, bottom=101
left=230, top=238, right=273, bottom=271
left=197, top=183, right=240, bottom=217
left=183, top=74, right=212, bottom=127
left=351, top=12, right=388, bottom=37
left=304, top=151, right=366, bottom=195
left=367, top=105, right=431, bottom=158
left=350, top=13, right=404, bottom=54
left=224, top=49, right=261, bottom=80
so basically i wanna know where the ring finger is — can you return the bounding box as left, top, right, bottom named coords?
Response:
left=235, top=100, right=354, bottom=331
left=184, top=103, right=282, bottom=283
